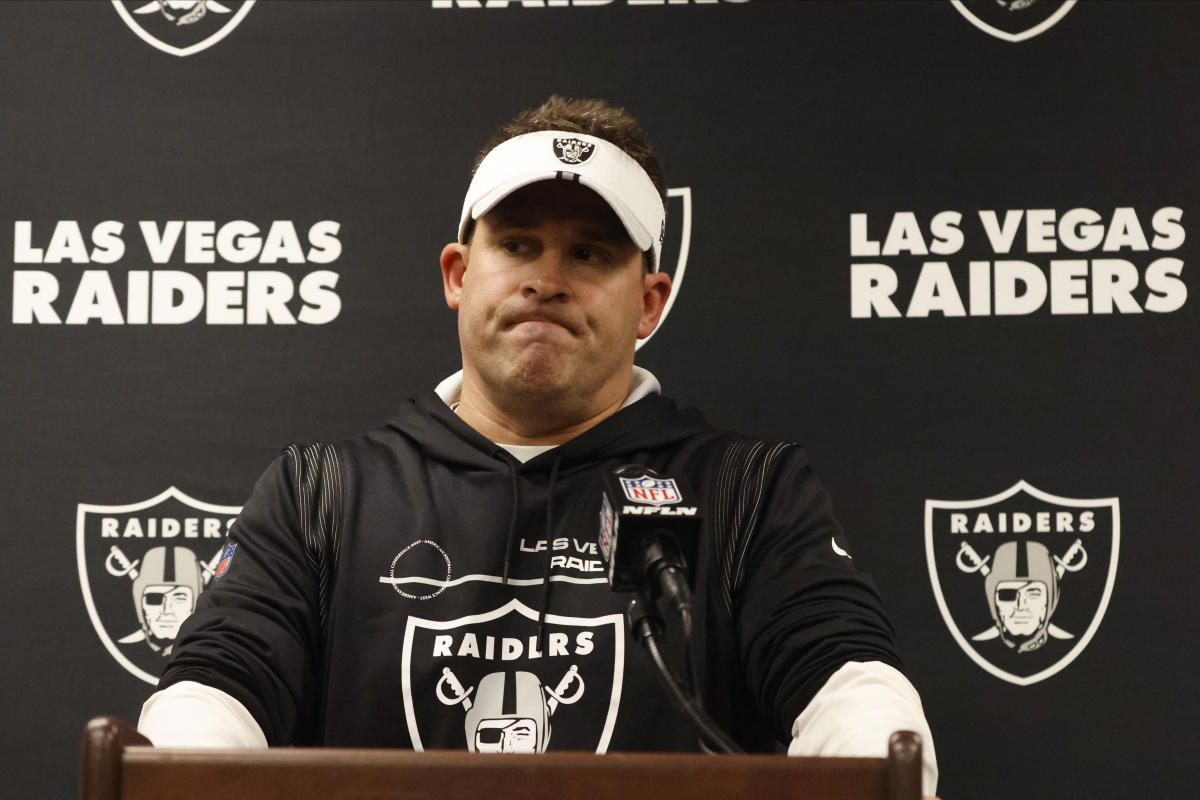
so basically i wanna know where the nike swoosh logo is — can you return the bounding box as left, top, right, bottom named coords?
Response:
left=832, top=537, right=851, bottom=558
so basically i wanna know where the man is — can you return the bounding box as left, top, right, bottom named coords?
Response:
left=140, top=96, right=938, bottom=795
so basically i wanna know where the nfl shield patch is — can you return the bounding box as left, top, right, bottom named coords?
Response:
left=619, top=476, right=682, bottom=506
left=213, top=542, right=237, bottom=580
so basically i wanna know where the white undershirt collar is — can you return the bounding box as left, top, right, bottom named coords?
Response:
left=434, top=366, right=661, bottom=463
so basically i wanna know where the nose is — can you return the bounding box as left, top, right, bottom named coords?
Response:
left=162, top=595, right=185, bottom=615
left=520, top=250, right=570, bottom=301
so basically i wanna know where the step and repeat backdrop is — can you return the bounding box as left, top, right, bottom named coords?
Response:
left=2, top=2, right=1196, bottom=797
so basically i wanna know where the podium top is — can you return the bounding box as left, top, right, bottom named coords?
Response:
left=82, top=717, right=922, bottom=800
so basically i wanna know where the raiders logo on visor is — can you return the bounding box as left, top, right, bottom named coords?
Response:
left=552, top=137, right=595, bottom=165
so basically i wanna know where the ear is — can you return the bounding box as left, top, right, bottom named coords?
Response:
left=637, top=271, right=673, bottom=339
left=440, top=242, right=468, bottom=310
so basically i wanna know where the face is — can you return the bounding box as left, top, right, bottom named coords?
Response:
left=442, top=181, right=670, bottom=420
left=141, top=583, right=195, bottom=639
left=474, top=718, right=539, bottom=753
left=994, top=580, right=1048, bottom=636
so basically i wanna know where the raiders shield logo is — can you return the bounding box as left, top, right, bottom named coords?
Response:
left=111, top=0, right=256, bottom=57
left=77, top=487, right=240, bottom=684
left=401, top=599, right=624, bottom=753
left=949, top=0, right=1077, bottom=43
left=636, top=187, right=692, bottom=350
left=925, top=480, right=1118, bottom=685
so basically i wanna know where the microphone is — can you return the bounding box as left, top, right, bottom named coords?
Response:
left=598, top=465, right=700, bottom=614
left=597, top=465, right=743, bottom=754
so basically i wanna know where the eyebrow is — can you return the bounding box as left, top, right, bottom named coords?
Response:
left=488, top=214, right=630, bottom=246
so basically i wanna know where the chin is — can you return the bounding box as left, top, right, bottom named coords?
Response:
left=507, top=353, right=577, bottom=394
left=509, top=369, right=573, bottom=399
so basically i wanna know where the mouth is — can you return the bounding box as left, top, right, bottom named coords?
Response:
left=506, top=313, right=577, bottom=336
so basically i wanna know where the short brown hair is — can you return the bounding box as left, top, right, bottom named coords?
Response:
left=474, top=95, right=667, bottom=203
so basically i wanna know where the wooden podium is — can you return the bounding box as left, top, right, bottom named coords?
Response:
left=82, top=717, right=922, bottom=800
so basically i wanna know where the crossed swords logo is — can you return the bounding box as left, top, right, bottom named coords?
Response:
left=956, top=537, right=1088, bottom=642
left=437, top=664, right=586, bottom=714
left=104, top=543, right=223, bottom=645
left=132, top=0, right=232, bottom=26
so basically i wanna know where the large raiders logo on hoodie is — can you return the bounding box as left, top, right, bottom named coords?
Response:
left=401, top=599, right=624, bottom=753
left=926, top=481, right=1118, bottom=686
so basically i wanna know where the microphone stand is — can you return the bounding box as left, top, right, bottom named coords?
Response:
left=625, top=536, right=743, bottom=754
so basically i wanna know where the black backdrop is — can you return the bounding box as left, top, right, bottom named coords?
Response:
left=3, top=2, right=1197, bottom=797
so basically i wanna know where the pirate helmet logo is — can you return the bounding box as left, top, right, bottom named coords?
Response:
left=959, top=538, right=1087, bottom=653
left=436, top=665, right=586, bottom=753
left=926, top=481, right=1118, bottom=685
left=127, top=546, right=206, bottom=654
left=985, top=541, right=1058, bottom=651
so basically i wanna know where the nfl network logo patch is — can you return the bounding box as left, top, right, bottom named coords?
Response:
left=925, top=480, right=1118, bottom=686
left=619, top=475, right=682, bottom=506
left=111, top=0, right=256, bottom=57
left=552, top=137, right=595, bottom=165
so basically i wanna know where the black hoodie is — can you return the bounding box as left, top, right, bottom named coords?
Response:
left=161, top=391, right=903, bottom=753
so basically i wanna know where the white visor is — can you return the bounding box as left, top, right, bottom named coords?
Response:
left=458, top=130, right=666, bottom=270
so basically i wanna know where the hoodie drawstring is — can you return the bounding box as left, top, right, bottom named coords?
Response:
left=500, top=460, right=520, bottom=585
left=536, top=453, right=563, bottom=649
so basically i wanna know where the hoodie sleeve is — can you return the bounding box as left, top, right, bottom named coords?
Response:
left=728, top=443, right=905, bottom=743
left=156, top=447, right=331, bottom=745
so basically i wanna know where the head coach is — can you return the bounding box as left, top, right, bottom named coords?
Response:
left=138, top=96, right=938, bottom=797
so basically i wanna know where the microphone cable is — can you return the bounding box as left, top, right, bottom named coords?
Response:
left=627, top=589, right=743, bottom=754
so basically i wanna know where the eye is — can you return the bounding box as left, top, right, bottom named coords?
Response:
left=572, top=244, right=609, bottom=264
left=498, top=237, right=540, bottom=258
